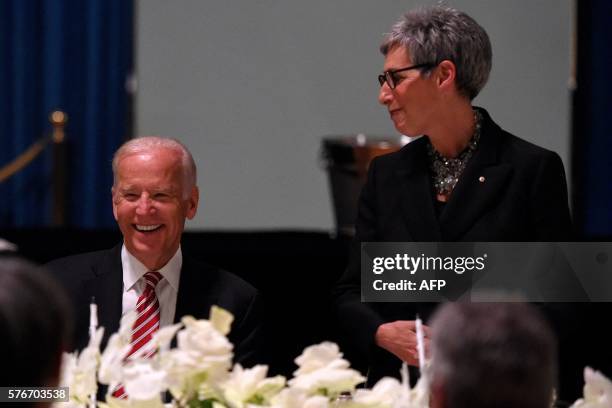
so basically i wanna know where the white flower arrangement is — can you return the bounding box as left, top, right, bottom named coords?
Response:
left=570, top=367, right=612, bottom=408
left=55, top=305, right=612, bottom=408
left=53, top=306, right=430, bottom=408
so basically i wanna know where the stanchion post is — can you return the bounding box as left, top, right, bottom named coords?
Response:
left=50, top=110, right=68, bottom=227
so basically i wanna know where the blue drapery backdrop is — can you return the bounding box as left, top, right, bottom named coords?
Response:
left=572, top=0, right=612, bottom=238
left=0, top=0, right=133, bottom=228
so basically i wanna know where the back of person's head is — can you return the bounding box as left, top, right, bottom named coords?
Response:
left=0, top=257, right=72, bottom=387
left=430, top=302, right=557, bottom=408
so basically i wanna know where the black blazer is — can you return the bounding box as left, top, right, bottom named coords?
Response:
left=333, top=108, right=574, bottom=386
left=47, top=245, right=263, bottom=367
left=352, top=107, right=572, bottom=243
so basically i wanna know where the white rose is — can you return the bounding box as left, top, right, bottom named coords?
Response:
left=270, top=388, right=330, bottom=408
left=570, top=367, right=612, bottom=408
left=178, top=316, right=234, bottom=358
left=290, top=342, right=365, bottom=398
left=222, top=364, right=285, bottom=408
left=351, top=377, right=402, bottom=407
left=289, top=365, right=364, bottom=398
left=159, top=315, right=234, bottom=401
left=294, top=342, right=344, bottom=376
left=123, top=360, right=167, bottom=401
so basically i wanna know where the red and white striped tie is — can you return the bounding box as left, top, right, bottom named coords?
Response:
left=113, top=271, right=163, bottom=399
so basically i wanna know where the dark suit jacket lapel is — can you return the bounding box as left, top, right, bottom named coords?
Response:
left=396, top=137, right=441, bottom=241
left=83, top=244, right=124, bottom=340
left=440, top=109, right=513, bottom=241
left=175, top=255, right=219, bottom=322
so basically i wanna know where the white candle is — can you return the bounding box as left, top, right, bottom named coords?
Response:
left=88, top=301, right=98, bottom=408
left=89, top=302, right=98, bottom=339
left=401, top=362, right=410, bottom=390
left=415, top=316, right=426, bottom=374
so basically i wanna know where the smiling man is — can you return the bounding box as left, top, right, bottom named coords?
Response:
left=47, top=137, right=262, bottom=367
left=112, top=139, right=198, bottom=273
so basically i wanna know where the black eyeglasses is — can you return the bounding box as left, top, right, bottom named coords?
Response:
left=378, top=63, right=434, bottom=89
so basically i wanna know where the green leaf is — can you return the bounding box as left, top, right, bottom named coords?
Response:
left=246, top=394, right=266, bottom=405
left=188, top=398, right=216, bottom=408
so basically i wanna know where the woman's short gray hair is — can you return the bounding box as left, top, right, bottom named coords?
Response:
left=380, top=6, right=492, bottom=100
left=112, top=136, right=197, bottom=197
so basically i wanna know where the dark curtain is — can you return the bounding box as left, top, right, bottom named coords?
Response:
left=0, top=0, right=133, bottom=228
left=572, top=1, right=612, bottom=238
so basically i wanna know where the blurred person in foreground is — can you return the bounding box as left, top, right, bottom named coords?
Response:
left=47, top=137, right=262, bottom=367
left=429, top=302, right=557, bottom=408
left=333, top=4, right=577, bottom=397
left=0, top=256, right=72, bottom=402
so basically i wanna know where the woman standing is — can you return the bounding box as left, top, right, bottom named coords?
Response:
left=334, top=4, right=575, bottom=399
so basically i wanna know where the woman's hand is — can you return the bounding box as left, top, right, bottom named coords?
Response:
left=375, top=320, right=431, bottom=366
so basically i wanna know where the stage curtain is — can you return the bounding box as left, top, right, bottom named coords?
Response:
left=0, top=0, right=133, bottom=227
left=572, top=0, right=612, bottom=237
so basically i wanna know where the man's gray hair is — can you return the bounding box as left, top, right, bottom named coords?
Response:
left=112, top=136, right=197, bottom=197
left=430, top=302, right=557, bottom=408
left=380, top=6, right=492, bottom=100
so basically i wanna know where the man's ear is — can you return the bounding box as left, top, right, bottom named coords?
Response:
left=111, top=187, right=119, bottom=221
left=436, top=59, right=456, bottom=91
left=186, top=186, right=199, bottom=220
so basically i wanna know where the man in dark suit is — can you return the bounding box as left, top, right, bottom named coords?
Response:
left=47, top=137, right=261, bottom=366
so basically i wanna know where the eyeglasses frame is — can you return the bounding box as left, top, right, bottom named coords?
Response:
left=378, top=63, right=435, bottom=89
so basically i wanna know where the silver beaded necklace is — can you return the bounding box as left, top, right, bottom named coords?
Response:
left=427, top=109, right=482, bottom=196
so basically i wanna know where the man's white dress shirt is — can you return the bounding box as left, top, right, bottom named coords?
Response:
left=120, top=245, right=181, bottom=328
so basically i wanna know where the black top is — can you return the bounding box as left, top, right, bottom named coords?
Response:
left=333, top=107, right=583, bottom=398
left=433, top=198, right=446, bottom=219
